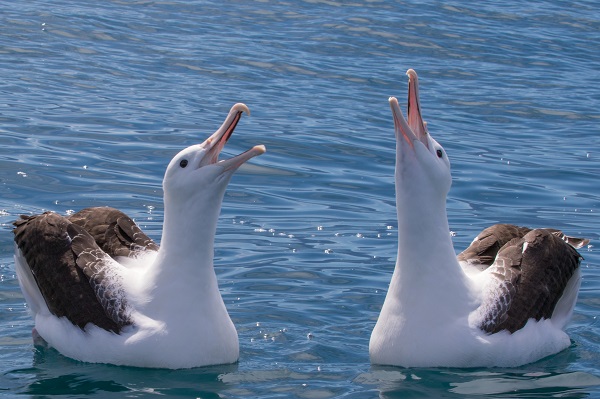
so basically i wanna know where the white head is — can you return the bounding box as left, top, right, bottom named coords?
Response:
left=160, top=103, right=265, bottom=252
left=391, top=69, right=451, bottom=207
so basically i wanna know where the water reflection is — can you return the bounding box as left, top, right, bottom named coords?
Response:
left=362, top=358, right=600, bottom=398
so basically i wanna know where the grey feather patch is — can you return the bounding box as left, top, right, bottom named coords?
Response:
left=68, top=223, right=132, bottom=328
left=473, top=253, right=521, bottom=333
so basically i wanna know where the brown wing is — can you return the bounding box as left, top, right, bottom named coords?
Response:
left=458, top=224, right=532, bottom=268
left=13, top=212, right=132, bottom=333
left=68, top=222, right=132, bottom=329
left=472, top=229, right=584, bottom=334
left=68, top=207, right=158, bottom=259
left=459, top=224, right=589, bottom=269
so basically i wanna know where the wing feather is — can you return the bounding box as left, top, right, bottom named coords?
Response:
left=458, top=224, right=531, bottom=269
left=472, top=229, right=584, bottom=334
left=68, top=207, right=158, bottom=259
left=68, top=223, right=132, bottom=328
left=13, top=212, right=132, bottom=333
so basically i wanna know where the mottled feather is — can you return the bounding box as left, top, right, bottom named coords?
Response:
left=472, top=228, right=585, bottom=334
left=68, top=223, right=132, bottom=328
left=13, top=211, right=136, bottom=333
left=13, top=212, right=130, bottom=332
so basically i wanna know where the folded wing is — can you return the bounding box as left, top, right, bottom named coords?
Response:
left=465, top=226, right=587, bottom=334
left=12, top=208, right=156, bottom=333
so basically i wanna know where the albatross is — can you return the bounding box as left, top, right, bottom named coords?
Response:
left=369, top=70, right=589, bottom=367
left=13, top=103, right=265, bottom=369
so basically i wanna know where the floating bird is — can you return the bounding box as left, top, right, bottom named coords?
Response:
left=369, top=70, right=589, bottom=367
left=13, top=103, right=265, bottom=369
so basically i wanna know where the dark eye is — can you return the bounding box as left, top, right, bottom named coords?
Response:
left=179, top=159, right=188, bottom=168
left=436, top=149, right=443, bottom=158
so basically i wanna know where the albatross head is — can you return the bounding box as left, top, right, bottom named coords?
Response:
left=160, top=103, right=265, bottom=251
left=163, top=103, right=265, bottom=201
left=390, top=69, right=451, bottom=205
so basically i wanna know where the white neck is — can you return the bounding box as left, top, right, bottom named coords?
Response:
left=142, top=191, right=226, bottom=319
left=385, top=174, right=476, bottom=326
left=159, top=189, right=223, bottom=259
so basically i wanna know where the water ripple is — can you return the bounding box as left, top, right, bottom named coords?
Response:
left=1, top=0, right=599, bottom=397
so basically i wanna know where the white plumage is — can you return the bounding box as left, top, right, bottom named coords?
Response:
left=14, top=103, right=265, bottom=369
left=369, top=70, right=587, bottom=367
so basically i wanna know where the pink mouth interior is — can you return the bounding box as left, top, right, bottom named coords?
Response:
left=209, top=111, right=243, bottom=164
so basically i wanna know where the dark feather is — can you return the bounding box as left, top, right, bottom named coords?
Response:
left=68, top=207, right=158, bottom=259
left=457, top=224, right=532, bottom=268
left=68, top=223, right=132, bottom=328
left=473, top=228, right=585, bottom=334
left=13, top=211, right=140, bottom=333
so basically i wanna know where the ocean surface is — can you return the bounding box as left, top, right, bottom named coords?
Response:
left=1, top=1, right=599, bottom=397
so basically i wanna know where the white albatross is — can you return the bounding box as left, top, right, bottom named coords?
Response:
left=369, top=70, right=589, bottom=368
left=13, top=103, right=265, bottom=369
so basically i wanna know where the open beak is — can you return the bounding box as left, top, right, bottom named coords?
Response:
left=201, top=103, right=266, bottom=170
left=390, top=69, right=429, bottom=150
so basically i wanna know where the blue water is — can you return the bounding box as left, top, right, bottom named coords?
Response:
left=1, top=1, right=599, bottom=397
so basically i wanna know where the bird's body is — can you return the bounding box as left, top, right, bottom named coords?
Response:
left=13, top=103, right=265, bottom=369
left=369, top=70, right=588, bottom=368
